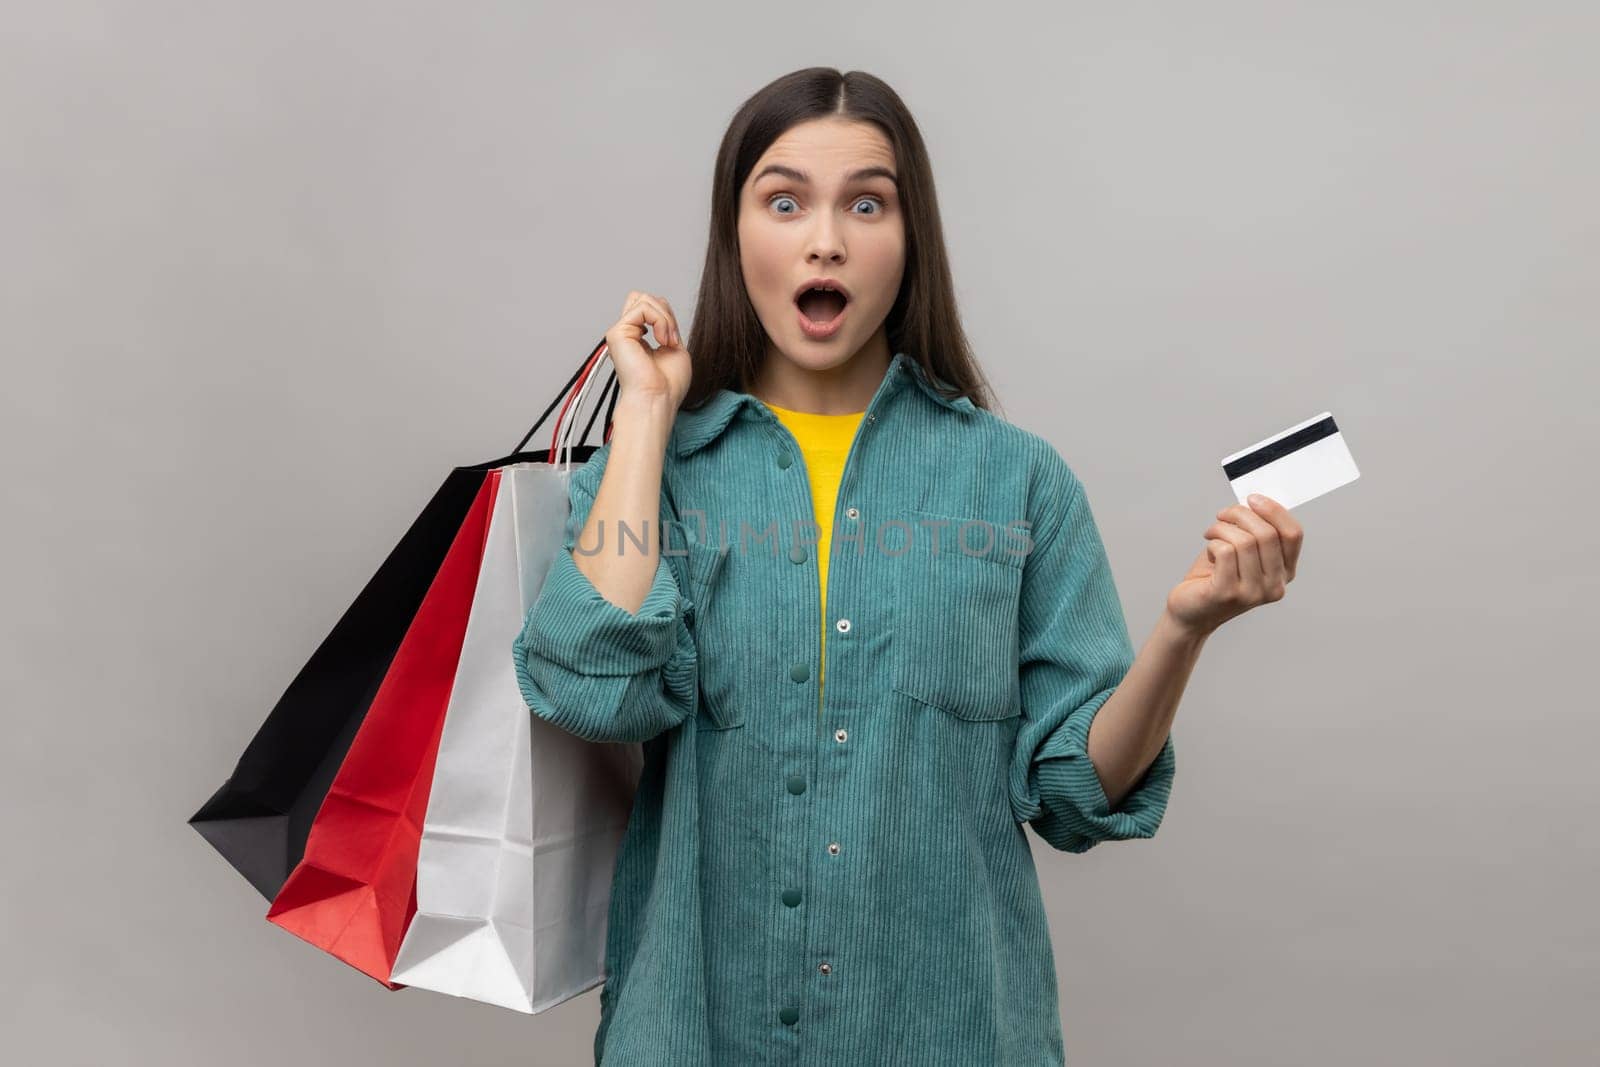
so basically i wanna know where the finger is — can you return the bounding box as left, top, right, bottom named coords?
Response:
left=1205, top=521, right=1263, bottom=592
left=1205, top=537, right=1240, bottom=591
left=1215, top=503, right=1286, bottom=587
left=1246, top=494, right=1304, bottom=579
left=620, top=295, right=673, bottom=348
left=620, top=291, right=676, bottom=346
left=633, top=294, right=679, bottom=348
left=654, top=295, right=682, bottom=348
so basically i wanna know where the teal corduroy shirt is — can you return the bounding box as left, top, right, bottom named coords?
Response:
left=513, top=351, right=1176, bottom=1065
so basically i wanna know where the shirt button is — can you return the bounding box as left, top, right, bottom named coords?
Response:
left=819, top=961, right=832, bottom=975
left=834, top=617, right=851, bottom=634
left=789, top=544, right=807, bottom=564
left=790, top=662, right=810, bottom=683
left=866, top=413, right=877, bottom=423
left=782, top=888, right=802, bottom=907
left=834, top=728, right=847, bottom=743
left=827, top=841, right=841, bottom=855
left=845, top=506, right=859, bottom=520
left=779, top=1006, right=799, bottom=1026
left=777, top=451, right=792, bottom=469
left=786, top=774, right=806, bottom=795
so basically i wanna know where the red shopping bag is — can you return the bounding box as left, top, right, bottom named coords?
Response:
left=265, top=470, right=500, bottom=986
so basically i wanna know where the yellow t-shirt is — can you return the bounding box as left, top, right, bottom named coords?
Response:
left=762, top=401, right=866, bottom=701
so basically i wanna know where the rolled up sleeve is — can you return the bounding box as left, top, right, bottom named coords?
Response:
left=512, top=446, right=698, bottom=744
left=1007, top=451, right=1176, bottom=854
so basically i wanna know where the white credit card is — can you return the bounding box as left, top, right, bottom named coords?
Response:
left=1221, top=411, right=1359, bottom=510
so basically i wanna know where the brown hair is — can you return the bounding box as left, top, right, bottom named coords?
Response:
left=681, top=67, right=997, bottom=414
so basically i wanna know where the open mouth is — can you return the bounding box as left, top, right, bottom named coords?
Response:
left=794, top=283, right=850, bottom=338
left=796, top=287, right=848, bottom=323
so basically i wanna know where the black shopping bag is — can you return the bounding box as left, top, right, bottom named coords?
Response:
left=190, top=341, right=618, bottom=899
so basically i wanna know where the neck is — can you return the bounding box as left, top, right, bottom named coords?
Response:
left=751, top=332, right=891, bottom=414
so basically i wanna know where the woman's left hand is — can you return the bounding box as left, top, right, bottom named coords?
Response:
left=1165, top=493, right=1305, bottom=637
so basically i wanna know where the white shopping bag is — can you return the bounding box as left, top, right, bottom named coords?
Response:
left=390, top=460, right=643, bottom=1013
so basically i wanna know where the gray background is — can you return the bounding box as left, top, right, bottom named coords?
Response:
left=4, top=2, right=1596, bottom=1064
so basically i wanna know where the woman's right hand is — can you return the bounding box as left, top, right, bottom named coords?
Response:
left=606, top=290, right=692, bottom=414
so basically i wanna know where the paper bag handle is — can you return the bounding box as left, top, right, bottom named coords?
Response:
left=509, top=336, right=618, bottom=456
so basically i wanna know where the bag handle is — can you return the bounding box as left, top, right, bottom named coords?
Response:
left=508, top=337, right=618, bottom=456
left=555, top=345, right=613, bottom=474
left=556, top=358, right=618, bottom=466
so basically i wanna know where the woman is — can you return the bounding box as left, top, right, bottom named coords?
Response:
left=514, top=67, right=1303, bottom=1066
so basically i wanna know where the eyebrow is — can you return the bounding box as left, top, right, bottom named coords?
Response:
left=751, top=164, right=899, bottom=186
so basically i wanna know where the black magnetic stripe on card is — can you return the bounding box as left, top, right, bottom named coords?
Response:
left=1223, top=415, right=1339, bottom=480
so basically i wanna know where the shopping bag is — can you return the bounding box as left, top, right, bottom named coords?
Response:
left=264, top=469, right=499, bottom=986
left=187, top=470, right=496, bottom=900
left=189, top=345, right=615, bottom=900
left=389, top=458, right=642, bottom=1013
left=257, top=341, right=619, bottom=986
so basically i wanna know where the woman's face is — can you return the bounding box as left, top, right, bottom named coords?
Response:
left=737, top=117, right=905, bottom=376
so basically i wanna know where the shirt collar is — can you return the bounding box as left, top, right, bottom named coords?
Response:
left=672, top=350, right=976, bottom=459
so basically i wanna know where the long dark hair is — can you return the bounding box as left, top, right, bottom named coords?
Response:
left=681, top=67, right=997, bottom=414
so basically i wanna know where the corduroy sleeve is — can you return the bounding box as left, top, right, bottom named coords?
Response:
left=512, top=444, right=698, bottom=744
left=1006, top=449, right=1176, bottom=853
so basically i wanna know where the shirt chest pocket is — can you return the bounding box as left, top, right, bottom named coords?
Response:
left=665, top=521, right=743, bottom=732
left=890, top=509, right=1025, bottom=722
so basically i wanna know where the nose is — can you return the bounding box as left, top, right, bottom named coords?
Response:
left=805, top=216, right=845, bottom=265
